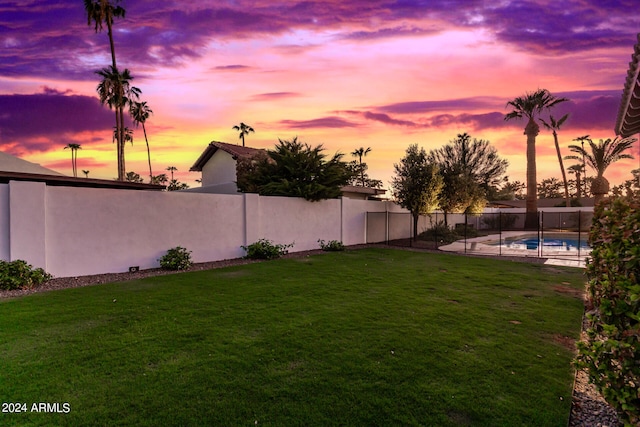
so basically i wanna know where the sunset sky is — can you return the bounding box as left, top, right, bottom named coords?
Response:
left=1, top=0, right=639, bottom=190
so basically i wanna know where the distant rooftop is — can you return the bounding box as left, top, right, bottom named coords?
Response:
left=0, top=150, right=65, bottom=176
left=190, top=141, right=265, bottom=172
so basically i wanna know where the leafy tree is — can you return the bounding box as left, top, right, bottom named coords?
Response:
left=125, top=171, right=143, bottom=183
left=429, top=133, right=508, bottom=225
left=236, top=137, right=352, bottom=201
left=505, top=89, right=568, bottom=226
left=392, top=144, right=443, bottom=240
left=96, top=66, right=140, bottom=180
left=64, top=143, right=82, bottom=177
left=540, top=114, right=571, bottom=206
left=611, top=169, right=640, bottom=197
left=232, top=122, right=255, bottom=147
left=566, top=136, right=636, bottom=205
left=151, top=173, right=168, bottom=185
left=131, top=101, right=154, bottom=181
left=351, top=147, right=371, bottom=186
left=346, top=160, right=383, bottom=188
left=167, top=179, right=189, bottom=191
left=537, top=177, right=563, bottom=199
left=487, top=177, right=525, bottom=201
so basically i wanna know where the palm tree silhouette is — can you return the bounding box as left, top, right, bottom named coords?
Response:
left=82, top=170, right=90, bottom=178
left=166, top=166, right=177, bottom=181
left=505, top=89, right=567, bottom=227
left=83, top=0, right=125, bottom=69
left=131, top=101, right=153, bottom=182
left=566, top=136, right=636, bottom=205
left=540, top=114, right=570, bottom=207
left=351, top=147, right=371, bottom=187
left=64, top=143, right=82, bottom=177
left=232, top=122, right=255, bottom=147
left=96, top=66, right=140, bottom=180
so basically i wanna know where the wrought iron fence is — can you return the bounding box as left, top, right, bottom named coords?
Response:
left=366, top=210, right=593, bottom=263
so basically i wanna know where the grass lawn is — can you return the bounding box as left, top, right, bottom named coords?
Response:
left=0, top=248, right=586, bottom=426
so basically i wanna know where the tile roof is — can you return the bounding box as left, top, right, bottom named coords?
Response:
left=190, top=141, right=265, bottom=171
left=616, top=33, right=640, bottom=137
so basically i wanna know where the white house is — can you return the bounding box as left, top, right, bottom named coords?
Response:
left=188, top=140, right=386, bottom=199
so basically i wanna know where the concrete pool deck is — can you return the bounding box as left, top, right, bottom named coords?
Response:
left=438, top=232, right=591, bottom=268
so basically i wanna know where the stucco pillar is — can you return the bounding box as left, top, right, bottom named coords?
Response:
left=244, top=193, right=261, bottom=246
left=9, top=181, right=47, bottom=269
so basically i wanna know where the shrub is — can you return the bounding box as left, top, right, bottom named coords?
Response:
left=576, top=193, right=640, bottom=425
left=242, top=239, right=294, bottom=260
left=481, top=213, right=518, bottom=230
left=0, top=260, right=52, bottom=290
left=318, top=239, right=345, bottom=251
left=159, top=246, right=192, bottom=270
left=418, top=222, right=460, bottom=244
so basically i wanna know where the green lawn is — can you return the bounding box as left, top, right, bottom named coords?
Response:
left=0, top=249, right=585, bottom=426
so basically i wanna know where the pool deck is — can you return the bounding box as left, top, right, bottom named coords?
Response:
left=439, top=232, right=590, bottom=268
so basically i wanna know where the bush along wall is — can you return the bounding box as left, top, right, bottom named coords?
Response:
left=577, top=193, right=640, bottom=425
left=0, top=260, right=52, bottom=290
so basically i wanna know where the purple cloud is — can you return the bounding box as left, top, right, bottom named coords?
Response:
left=213, top=65, right=253, bottom=71
left=280, top=116, right=360, bottom=129
left=0, top=88, right=115, bottom=152
left=377, top=97, right=503, bottom=115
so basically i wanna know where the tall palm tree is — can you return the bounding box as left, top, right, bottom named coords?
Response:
left=505, top=89, right=568, bottom=227
left=96, top=66, right=140, bottom=180
left=351, top=147, right=371, bottom=187
left=84, top=0, right=125, bottom=69
left=567, top=164, right=583, bottom=201
left=166, top=166, right=177, bottom=181
left=64, top=143, right=82, bottom=177
left=540, top=114, right=570, bottom=207
left=131, top=101, right=153, bottom=182
left=232, top=122, right=255, bottom=147
left=566, top=136, right=636, bottom=205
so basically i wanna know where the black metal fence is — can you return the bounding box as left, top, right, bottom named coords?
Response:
left=366, top=210, right=593, bottom=262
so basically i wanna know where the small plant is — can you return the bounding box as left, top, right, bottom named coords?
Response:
left=242, top=239, right=294, bottom=260
left=0, top=260, right=52, bottom=290
left=418, top=221, right=460, bottom=244
left=159, top=246, right=192, bottom=270
left=318, top=239, right=345, bottom=251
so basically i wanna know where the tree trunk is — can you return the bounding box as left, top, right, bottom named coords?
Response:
left=413, top=213, right=419, bottom=241
left=552, top=131, right=570, bottom=207
left=524, top=118, right=539, bottom=229
left=591, top=175, right=609, bottom=207
left=143, top=123, right=152, bottom=182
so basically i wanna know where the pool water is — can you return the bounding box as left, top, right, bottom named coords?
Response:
left=491, top=234, right=591, bottom=251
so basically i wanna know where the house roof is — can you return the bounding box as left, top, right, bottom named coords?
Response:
left=190, top=141, right=265, bottom=172
left=0, top=170, right=165, bottom=190
left=488, top=198, right=595, bottom=208
left=0, top=150, right=65, bottom=176
left=615, top=33, right=640, bottom=138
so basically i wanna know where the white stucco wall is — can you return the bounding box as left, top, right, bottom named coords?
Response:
left=0, top=184, right=9, bottom=261
left=45, top=187, right=245, bottom=277
left=258, top=196, right=342, bottom=251
left=201, top=150, right=237, bottom=188
left=3, top=182, right=406, bottom=277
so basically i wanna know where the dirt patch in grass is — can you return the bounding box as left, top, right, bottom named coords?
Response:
left=551, top=334, right=577, bottom=352
left=553, top=285, right=584, bottom=299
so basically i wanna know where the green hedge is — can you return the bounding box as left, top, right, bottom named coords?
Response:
left=577, top=193, right=640, bottom=425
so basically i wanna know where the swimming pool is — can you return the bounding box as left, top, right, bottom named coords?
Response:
left=488, top=233, right=591, bottom=251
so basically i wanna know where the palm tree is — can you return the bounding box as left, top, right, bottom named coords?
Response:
left=540, top=114, right=570, bottom=207
left=505, top=89, right=568, bottom=227
left=566, top=136, right=637, bottom=205
left=131, top=101, right=153, bottom=182
left=166, top=166, right=177, bottom=181
left=84, top=0, right=125, bottom=69
left=96, top=66, right=140, bottom=180
left=82, top=170, right=90, bottom=178
left=351, top=147, right=371, bottom=186
left=232, top=122, right=255, bottom=147
left=567, top=164, right=583, bottom=201
left=64, top=143, right=82, bottom=177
